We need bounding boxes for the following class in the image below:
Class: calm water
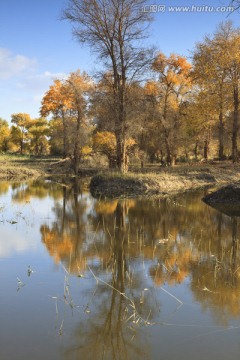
[0,179,240,360]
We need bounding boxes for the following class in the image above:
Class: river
[0,179,240,360]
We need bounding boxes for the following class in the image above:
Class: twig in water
[27,265,35,277]
[59,320,64,336]
[17,277,25,291]
[160,287,183,305]
[51,296,59,315]
[88,265,155,327]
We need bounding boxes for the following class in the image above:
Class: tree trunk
[108,155,117,169]
[194,140,199,160]
[73,113,81,175]
[164,133,172,165]
[162,89,172,166]
[232,86,239,163]
[218,86,224,160]
[218,109,224,160]
[114,73,128,173]
[204,140,209,160]
[171,155,176,166]
[62,111,67,159]
[20,141,23,155]
[116,132,127,173]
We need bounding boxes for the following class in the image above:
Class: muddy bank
[90,172,219,198]
[0,167,40,181]
[1,156,240,198]
[202,184,240,217]
[90,161,240,198]
[90,175,148,198]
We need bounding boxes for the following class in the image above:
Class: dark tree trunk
[218,109,224,160]
[218,86,224,160]
[62,111,67,159]
[164,135,172,166]
[232,86,239,163]
[20,139,23,155]
[194,141,199,161]
[73,109,81,175]
[204,140,209,160]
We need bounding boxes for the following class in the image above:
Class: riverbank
[90,162,240,198]
[1,155,240,197]
[0,155,97,181]
[0,155,40,180]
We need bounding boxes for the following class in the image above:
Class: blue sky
[0,0,239,122]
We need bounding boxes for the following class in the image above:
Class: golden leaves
[40,70,92,118]
[152,52,192,88]
[93,131,116,154]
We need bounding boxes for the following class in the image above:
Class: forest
[1,2,240,175]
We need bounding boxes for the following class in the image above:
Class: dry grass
[0,154,58,180]
[1,154,240,196]
[90,161,240,198]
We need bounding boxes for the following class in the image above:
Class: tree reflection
[0,181,9,195]
[190,198,240,325]
[66,203,152,360]
[11,180,63,203]
[41,179,89,271]
[36,183,240,353]
[40,186,156,359]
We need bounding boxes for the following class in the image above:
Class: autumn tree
[0,118,10,152]
[26,117,50,155]
[90,73,144,169]
[180,91,220,161]
[48,117,65,155]
[41,71,92,173]
[93,131,135,168]
[11,113,31,154]
[66,70,92,174]
[192,22,240,161]
[149,53,192,165]
[40,79,73,158]
[62,0,153,173]
[93,131,117,168]
[218,23,240,163]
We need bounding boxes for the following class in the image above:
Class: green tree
[11,113,31,154]
[26,117,50,155]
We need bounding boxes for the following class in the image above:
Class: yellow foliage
[93,131,116,154]
[95,200,118,214]
[81,145,92,156]
[144,81,159,96]
[152,52,192,88]
[40,80,73,117]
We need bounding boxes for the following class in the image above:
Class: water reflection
[1,180,240,359]
[37,182,240,325]
[192,194,240,325]
[40,182,157,359]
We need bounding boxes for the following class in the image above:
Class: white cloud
[0,48,37,80]
[0,48,68,120]
[17,70,67,92]
[0,227,34,257]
